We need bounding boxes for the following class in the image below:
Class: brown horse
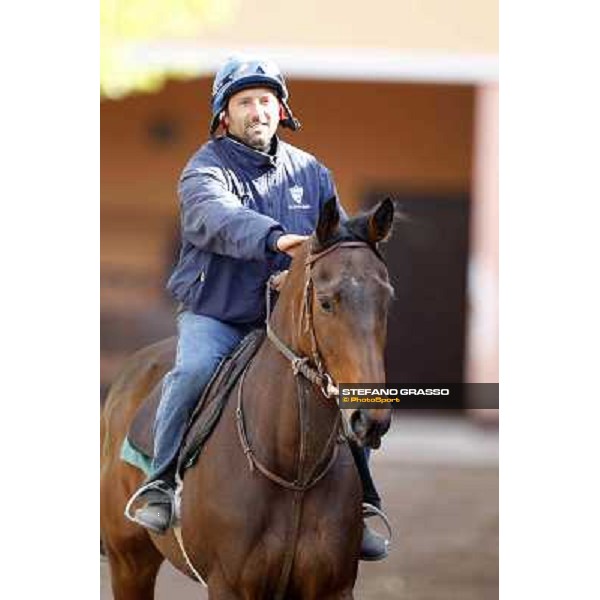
[100,197,395,599]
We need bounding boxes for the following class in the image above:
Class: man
[130,56,389,561]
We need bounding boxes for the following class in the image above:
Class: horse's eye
[319,298,334,313]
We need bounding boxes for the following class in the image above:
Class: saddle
[126,329,266,475]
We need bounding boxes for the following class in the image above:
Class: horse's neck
[267,245,316,357]
[242,269,338,481]
[244,341,338,483]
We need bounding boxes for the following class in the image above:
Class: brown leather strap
[304,240,373,266]
[274,490,304,600]
[235,365,341,492]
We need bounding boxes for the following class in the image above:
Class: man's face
[224,87,280,151]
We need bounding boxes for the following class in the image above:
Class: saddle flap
[127,381,163,458]
[125,328,265,468]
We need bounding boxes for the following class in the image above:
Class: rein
[235,365,342,492]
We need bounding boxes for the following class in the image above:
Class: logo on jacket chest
[289,185,310,210]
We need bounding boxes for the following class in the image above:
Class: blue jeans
[151,311,254,480]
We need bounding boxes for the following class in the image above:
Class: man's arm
[179,167,284,261]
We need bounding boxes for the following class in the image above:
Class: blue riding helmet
[210,56,301,135]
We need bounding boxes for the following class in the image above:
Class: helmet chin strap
[219,111,228,132]
[280,98,301,131]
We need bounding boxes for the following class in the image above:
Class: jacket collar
[220,134,282,170]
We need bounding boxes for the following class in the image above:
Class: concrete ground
[101,413,499,599]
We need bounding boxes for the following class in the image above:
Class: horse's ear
[316,196,340,244]
[366,198,394,243]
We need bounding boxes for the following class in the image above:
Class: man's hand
[276,234,309,258]
[270,270,289,292]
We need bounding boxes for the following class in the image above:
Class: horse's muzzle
[350,410,391,449]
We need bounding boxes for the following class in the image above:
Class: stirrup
[362,502,393,545]
[124,480,179,529]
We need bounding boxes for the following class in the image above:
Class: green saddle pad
[120,436,153,477]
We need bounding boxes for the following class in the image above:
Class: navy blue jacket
[167,135,344,325]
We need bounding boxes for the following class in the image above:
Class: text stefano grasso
[340,388,451,396]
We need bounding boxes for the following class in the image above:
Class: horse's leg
[207,590,240,600]
[323,591,354,600]
[207,585,241,600]
[103,531,164,600]
[205,567,245,600]
[297,586,354,600]
[101,458,164,600]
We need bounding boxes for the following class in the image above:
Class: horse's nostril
[350,410,367,438]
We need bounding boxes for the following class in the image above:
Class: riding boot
[349,441,390,561]
[349,441,381,508]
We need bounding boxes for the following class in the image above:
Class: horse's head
[285,197,395,449]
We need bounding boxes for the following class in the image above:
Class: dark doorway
[363,192,470,385]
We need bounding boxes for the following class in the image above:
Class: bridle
[235,239,386,487]
[233,239,388,599]
[265,240,383,399]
